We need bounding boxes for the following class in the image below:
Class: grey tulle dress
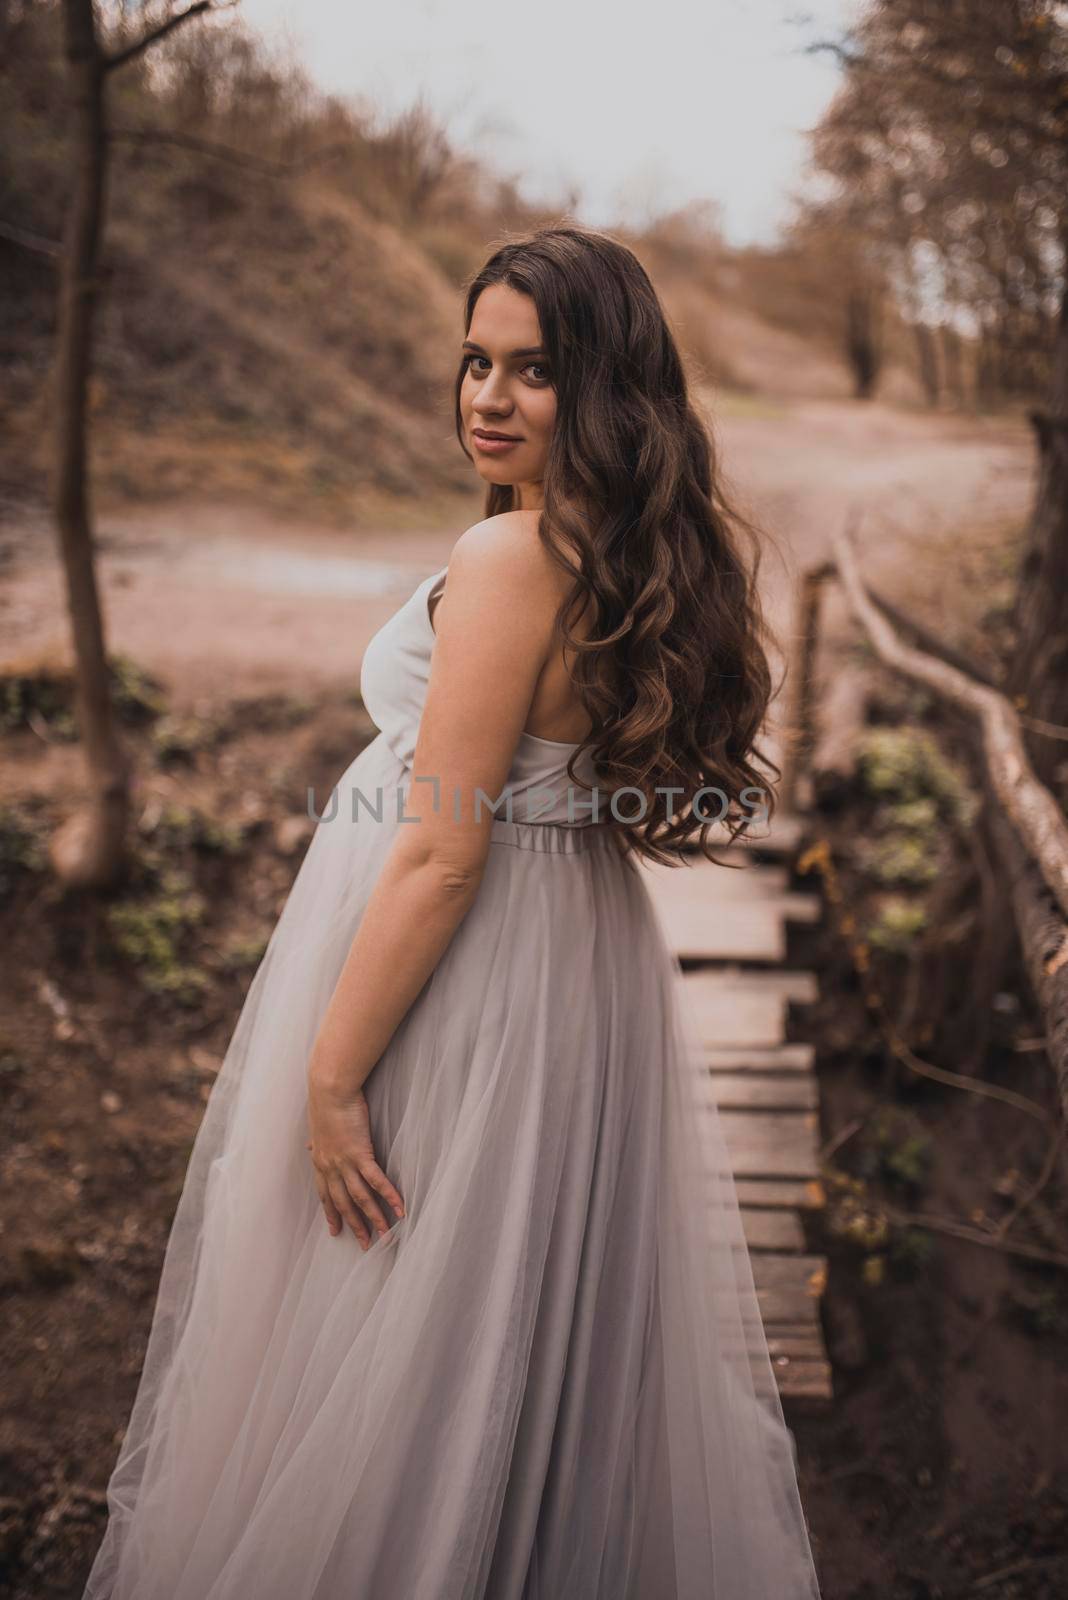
[82,565,823,1599]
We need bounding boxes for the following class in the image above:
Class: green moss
[105,866,209,1006]
[867,1109,933,1192]
[827,1190,891,1251]
[889,1227,935,1278]
[146,803,251,857]
[861,1253,886,1287]
[883,1133,932,1189]
[0,669,77,739]
[861,832,940,886]
[106,652,169,725]
[1010,1287,1068,1339]
[231,693,314,732]
[150,713,228,765]
[822,1165,931,1288]
[856,726,978,828]
[218,931,270,972]
[889,797,940,833]
[866,894,928,953]
[0,802,48,897]
[0,654,167,738]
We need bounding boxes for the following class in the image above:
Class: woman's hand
[305,1073,406,1248]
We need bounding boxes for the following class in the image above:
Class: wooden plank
[662,903,789,964]
[753,1262,826,1318]
[764,1324,829,1360]
[640,858,821,963]
[756,1286,826,1325]
[706,1043,816,1074]
[640,857,819,912]
[643,858,791,898]
[690,968,820,1002]
[719,1109,820,1179]
[735,1177,826,1211]
[745,1345,833,1405]
[773,1358,834,1404]
[784,894,822,925]
[648,891,820,940]
[707,1073,818,1112]
[680,969,818,1049]
[681,974,789,1047]
[751,1253,827,1293]
[783,893,822,925]
[740,1207,806,1253]
[681,960,824,1049]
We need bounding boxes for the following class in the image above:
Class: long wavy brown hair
[452,223,785,868]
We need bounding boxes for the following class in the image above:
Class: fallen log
[831,517,1068,926]
[830,516,1068,1113]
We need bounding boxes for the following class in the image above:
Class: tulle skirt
[82,732,821,1599]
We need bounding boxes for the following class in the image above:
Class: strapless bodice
[360,567,601,826]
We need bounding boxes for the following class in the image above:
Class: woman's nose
[472,379,513,415]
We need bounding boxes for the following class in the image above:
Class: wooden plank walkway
[638,812,833,1408]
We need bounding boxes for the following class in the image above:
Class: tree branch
[866,583,1000,691]
[0,219,62,259]
[804,38,864,70]
[104,1,221,73]
[807,32,1068,155]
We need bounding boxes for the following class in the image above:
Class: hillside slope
[3,159,479,515]
[0,10,880,521]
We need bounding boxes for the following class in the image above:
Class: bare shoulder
[445,510,562,610]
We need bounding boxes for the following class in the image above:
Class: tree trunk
[50,0,134,889]
[941,324,964,410]
[1007,278,1068,799]
[845,287,880,400]
[913,320,941,408]
[975,326,997,410]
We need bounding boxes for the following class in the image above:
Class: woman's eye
[462,355,550,384]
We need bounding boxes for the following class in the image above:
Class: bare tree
[740,213,890,398]
[49,0,222,890]
[845,282,882,399]
[807,0,1068,789]
[807,4,1065,408]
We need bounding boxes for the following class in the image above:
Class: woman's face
[459,284,557,510]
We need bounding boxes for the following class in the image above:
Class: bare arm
[305,512,559,1241]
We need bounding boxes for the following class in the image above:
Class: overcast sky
[239,0,856,245]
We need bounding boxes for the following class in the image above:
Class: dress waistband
[371,738,616,854]
[489,817,617,855]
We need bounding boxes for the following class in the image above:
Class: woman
[83,225,822,1599]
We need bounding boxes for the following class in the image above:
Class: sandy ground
[0,397,1035,719]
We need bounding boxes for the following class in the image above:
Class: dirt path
[715,396,1033,645]
[0,398,1035,716]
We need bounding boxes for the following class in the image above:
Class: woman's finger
[342,1163,390,1239]
[363,1160,406,1221]
[312,1168,342,1236]
[327,1173,371,1249]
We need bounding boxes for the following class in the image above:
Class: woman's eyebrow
[462,340,548,358]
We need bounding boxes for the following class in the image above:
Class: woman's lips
[472,429,522,455]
